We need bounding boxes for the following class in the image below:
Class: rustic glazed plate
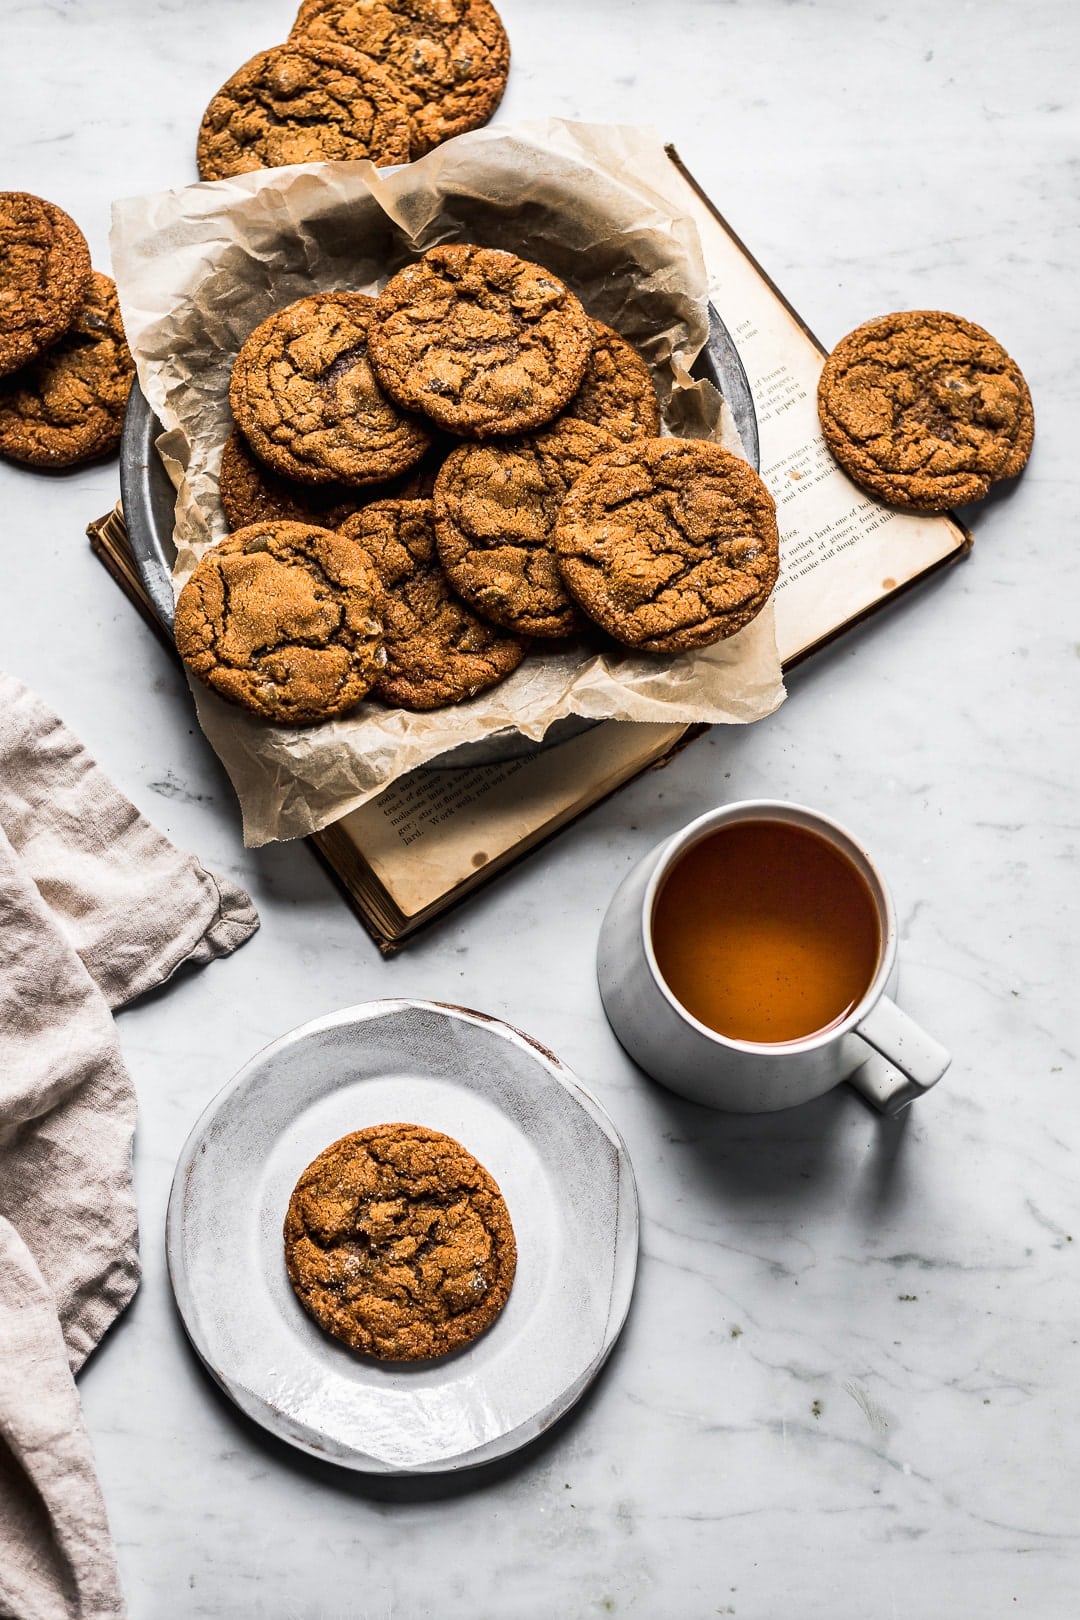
[166,1000,638,1474]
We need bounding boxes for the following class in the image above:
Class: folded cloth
[0,675,259,1620]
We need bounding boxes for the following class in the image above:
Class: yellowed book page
[661,163,966,663]
[339,721,687,919]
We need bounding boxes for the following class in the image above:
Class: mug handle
[848,995,951,1116]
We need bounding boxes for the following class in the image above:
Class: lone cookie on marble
[368,244,594,439]
[434,417,618,637]
[0,192,91,377]
[196,40,410,182]
[290,0,510,159]
[817,309,1034,511]
[563,321,661,443]
[339,499,527,710]
[283,1123,517,1361]
[230,292,432,487]
[218,428,443,532]
[0,272,134,468]
[174,520,384,724]
[555,438,780,653]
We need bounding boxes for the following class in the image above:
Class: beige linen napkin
[0,674,259,1620]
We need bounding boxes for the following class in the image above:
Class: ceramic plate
[166,1000,638,1474]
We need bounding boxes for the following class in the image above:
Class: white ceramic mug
[597,800,950,1115]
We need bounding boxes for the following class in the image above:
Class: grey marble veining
[2,1,1079,1616]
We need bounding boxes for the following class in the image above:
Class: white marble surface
[2,2,1078,1615]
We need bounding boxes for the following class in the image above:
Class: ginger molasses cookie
[219,429,447,532]
[283,1123,517,1361]
[817,309,1034,511]
[196,40,410,182]
[230,291,432,487]
[564,320,661,444]
[219,429,373,531]
[434,417,618,638]
[555,438,780,653]
[340,499,526,709]
[291,0,510,159]
[0,192,91,377]
[174,520,384,724]
[369,244,594,439]
[0,272,134,468]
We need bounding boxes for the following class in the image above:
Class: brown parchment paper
[110,120,785,845]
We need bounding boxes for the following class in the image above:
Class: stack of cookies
[175,243,781,727]
[0,193,135,470]
[197,0,511,182]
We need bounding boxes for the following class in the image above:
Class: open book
[90,147,969,949]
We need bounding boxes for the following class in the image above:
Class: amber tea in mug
[650,819,882,1044]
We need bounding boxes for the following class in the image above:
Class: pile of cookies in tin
[175,241,781,724]
[197,0,512,181]
[0,193,135,471]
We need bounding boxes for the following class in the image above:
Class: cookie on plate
[434,417,618,637]
[368,244,594,439]
[555,438,780,653]
[340,499,527,710]
[290,0,510,159]
[563,320,661,444]
[283,1123,517,1361]
[196,40,410,182]
[0,192,91,377]
[230,291,432,487]
[817,309,1034,510]
[174,520,384,724]
[0,272,134,468]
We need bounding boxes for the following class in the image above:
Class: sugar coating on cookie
[434,417,618,637]
[0,272,134,469]
[0,192,92,377]
[230,292,432,487]
[817,309,1034,511]
[283,1123,517,1361]
[340,499,527,710]
[368,244,594,439]
[174,521,384,724]
[555,438,780,653]
[290,0,510,159]
[196,41,410,182]
[564,320,662,443]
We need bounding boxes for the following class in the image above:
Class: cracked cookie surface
[290,0,510,158]
[218,428,443,531]
[0,192,91,377]
[174,520,384,724]
[0,272,134,467]
[339,499,527,709]
[230,291,432,487]
[434,417,617,637]
[555,438,780,653]
[817,309,1034,510]
[196,40,410,182]
[283,1123,517,1361]
[564,320,661,443]
[368,244,593,438]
